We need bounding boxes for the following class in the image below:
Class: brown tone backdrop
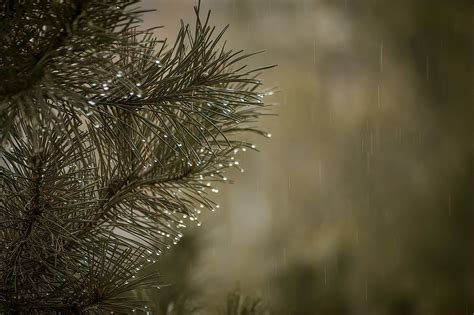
[138,1,473,314]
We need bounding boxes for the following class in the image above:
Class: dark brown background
[138,1,473,314]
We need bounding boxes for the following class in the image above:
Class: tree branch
[2,153,45,302]
[0,0,87,98]
[71,161,197,245]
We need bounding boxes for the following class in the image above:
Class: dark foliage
[0,0,272,313]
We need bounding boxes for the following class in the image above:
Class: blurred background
[137,1,474,314]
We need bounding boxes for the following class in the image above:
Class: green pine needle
[0,1,273,312]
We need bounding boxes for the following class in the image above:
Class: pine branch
[0,0,274,312]
[0,0,148,140]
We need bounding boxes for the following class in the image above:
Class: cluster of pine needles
[0,0,272,313]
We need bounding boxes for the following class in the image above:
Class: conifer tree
[0,1,272,313]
